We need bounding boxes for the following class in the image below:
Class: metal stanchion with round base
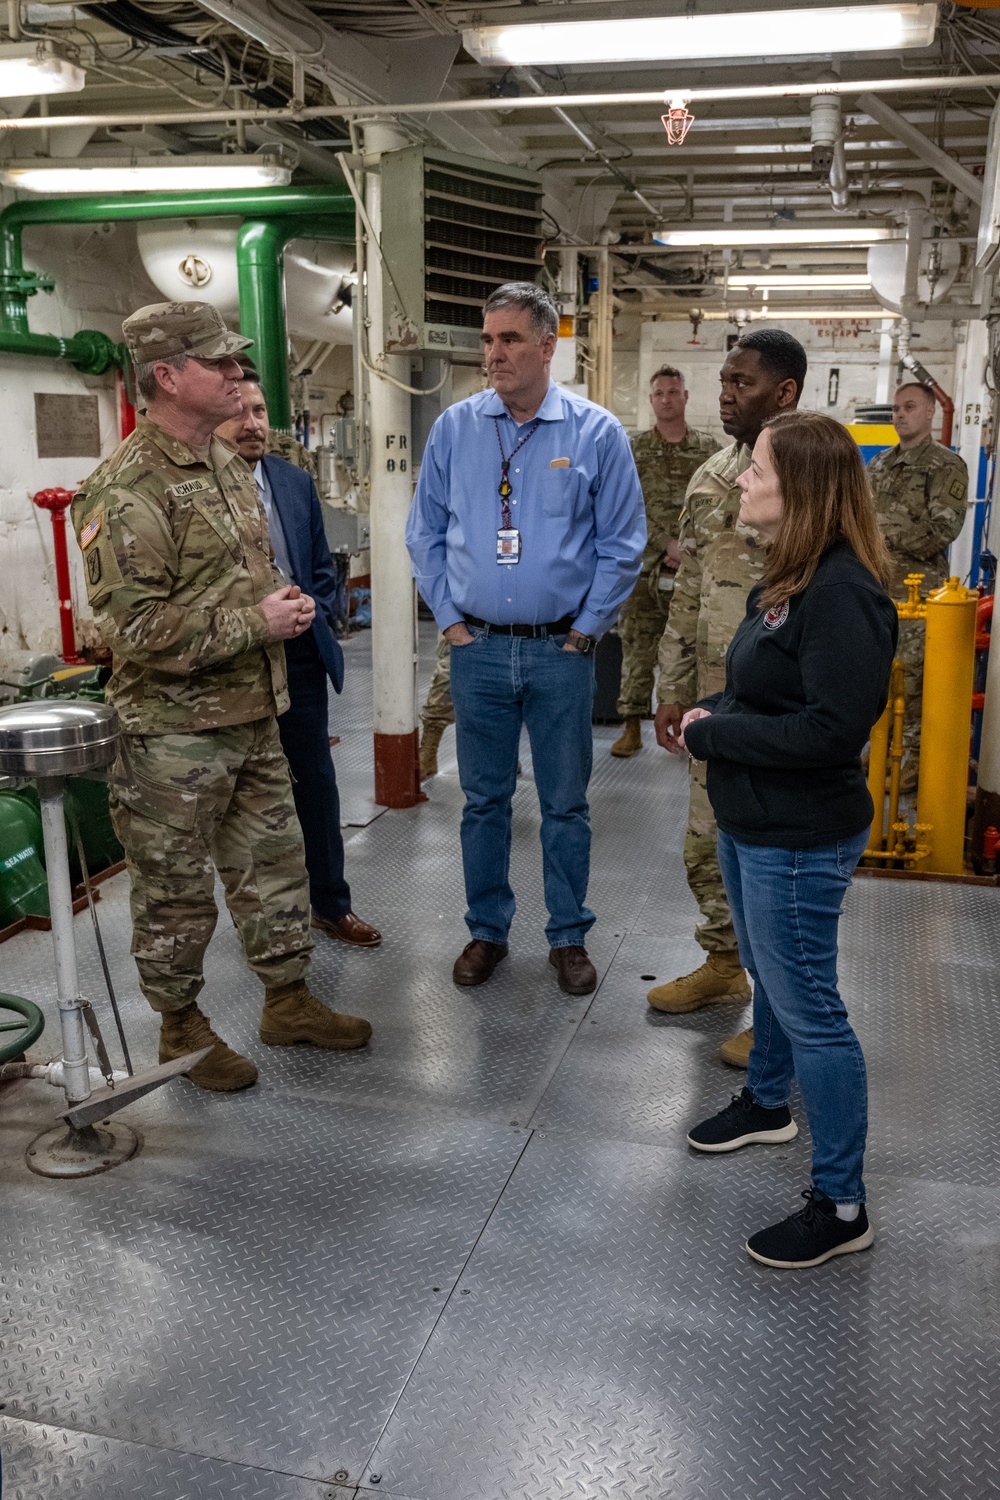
[0,701,208,1178]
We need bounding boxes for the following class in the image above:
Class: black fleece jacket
[683,541,898,848]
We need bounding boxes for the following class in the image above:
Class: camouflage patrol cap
[122,301,253,363]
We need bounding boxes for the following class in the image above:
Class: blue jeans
[449,627,596,948]
[717,827,870,1204]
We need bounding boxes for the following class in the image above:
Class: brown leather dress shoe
[312,910,382,947]
[453,939,509,986]
[548,945,597,995]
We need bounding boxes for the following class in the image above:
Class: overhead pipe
[2,71,1000,136]
[0,186,353,417]
[897,316,955,446]
[857,92,984,206]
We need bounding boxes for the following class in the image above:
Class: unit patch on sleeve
[763,600,789,631]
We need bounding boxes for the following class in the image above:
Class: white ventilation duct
[136,218,355,344]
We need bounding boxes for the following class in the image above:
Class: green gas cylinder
[0,789,49,925]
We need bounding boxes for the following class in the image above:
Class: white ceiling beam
[857,91,985,203]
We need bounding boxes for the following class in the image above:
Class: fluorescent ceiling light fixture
[0,40,84,96]
[652,227,897,247]
[725,273,872,289]
[1,151,294,193]
[463,3,935,67]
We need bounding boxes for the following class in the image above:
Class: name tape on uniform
[169,478,213,499]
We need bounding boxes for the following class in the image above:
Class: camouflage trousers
[896,616,924,759]
[109,718,313,1015]
[421,632,455,731]
[684,756,738,954]
[616,576,670,719]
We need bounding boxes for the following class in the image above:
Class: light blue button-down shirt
[406,382,646,637]
[253,459,294,582]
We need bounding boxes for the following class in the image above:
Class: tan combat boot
[260,980,373,1050]
[419,722,446,779]
[159,1002,259,1092]
[719,1026,754,1069]
[647,950,751,1013]
[610,717,642,757]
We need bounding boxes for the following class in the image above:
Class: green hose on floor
[0,992,45,1065]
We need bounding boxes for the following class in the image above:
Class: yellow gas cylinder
[916,577,978,874]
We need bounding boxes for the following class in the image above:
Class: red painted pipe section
[930,381,954,448]
[32,487,85,664]
[118,368,136,439]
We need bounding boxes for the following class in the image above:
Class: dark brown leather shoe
[548,945,597,995]
[453,939,509,987]
[312,910,382,947]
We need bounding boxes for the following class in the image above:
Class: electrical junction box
[378,145,544,357]
[322,508,370,556]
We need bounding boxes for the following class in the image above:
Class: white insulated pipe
[36,778,91,1106]
[363,121,419,807]
[2,72,1000,135]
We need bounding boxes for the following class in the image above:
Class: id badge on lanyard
[497,527,521,564]
[494,415,540,566]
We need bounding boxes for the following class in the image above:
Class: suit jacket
[262,452,345,693]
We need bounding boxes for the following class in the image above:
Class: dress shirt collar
[480,380,565,424]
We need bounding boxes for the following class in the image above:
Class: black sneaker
[687,1087,798,1153]
[746,1188,874,1269]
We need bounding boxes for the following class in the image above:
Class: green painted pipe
[236,213,353,430]
[0,186,354,394]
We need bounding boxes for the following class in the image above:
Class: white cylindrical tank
[867,239,962,307]
[136,219,355,344]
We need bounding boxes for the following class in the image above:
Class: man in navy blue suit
[216,375,381,948]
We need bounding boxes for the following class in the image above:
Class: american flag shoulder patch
[79,515,102,549]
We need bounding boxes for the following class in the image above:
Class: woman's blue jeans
[716,827,870,1204]
[449,627,596,948]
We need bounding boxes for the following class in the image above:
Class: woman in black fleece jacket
[681,410,897,1270]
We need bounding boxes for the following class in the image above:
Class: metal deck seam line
[358,1127,538,1484]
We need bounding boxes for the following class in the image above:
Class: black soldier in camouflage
[653,330,807,1069]
[73,301,372,1092]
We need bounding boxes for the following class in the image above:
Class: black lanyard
[494,416,541,529]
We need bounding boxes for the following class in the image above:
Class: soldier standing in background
[72,302,372,1093]
[610,366,721,757]
[419,631,454,779]
[653,330,806,1069]
[867,382,968,792]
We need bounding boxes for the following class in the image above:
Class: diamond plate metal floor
[3,621,1000,1500]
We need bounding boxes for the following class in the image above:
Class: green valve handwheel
[0,992,45,1065]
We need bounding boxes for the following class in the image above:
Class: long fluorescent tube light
[0,40,84,96]
[0,152,293,193]
[725,273,873,289]
[653,227,897,247]
[463,3,935,68]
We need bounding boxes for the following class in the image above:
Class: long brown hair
[756,410,892,608]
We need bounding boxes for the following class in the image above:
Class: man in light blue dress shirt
[406,283,645,995]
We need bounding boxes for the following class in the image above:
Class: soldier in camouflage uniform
[611,366,721,757]
[72,302,372,1093]
[419,631,454,778]
[268,428,318,478]
[651,330,807,1069]
[867,382,968,788]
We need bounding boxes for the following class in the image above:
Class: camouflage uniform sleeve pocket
[78,512,125,605]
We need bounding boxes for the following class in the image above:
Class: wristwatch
[567,630,597,655]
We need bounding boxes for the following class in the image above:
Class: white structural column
[36,779,91,1105]
[949,319,990,585]
[363,121,421,807]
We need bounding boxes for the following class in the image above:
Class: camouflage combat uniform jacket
[629,425,722,576]
[72,414,287,734]
[267,430,318,478]
[656,441,766,705]
[866,437,968,594]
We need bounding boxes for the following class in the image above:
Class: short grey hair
[483,281,559,340]
[134,353,189,405]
